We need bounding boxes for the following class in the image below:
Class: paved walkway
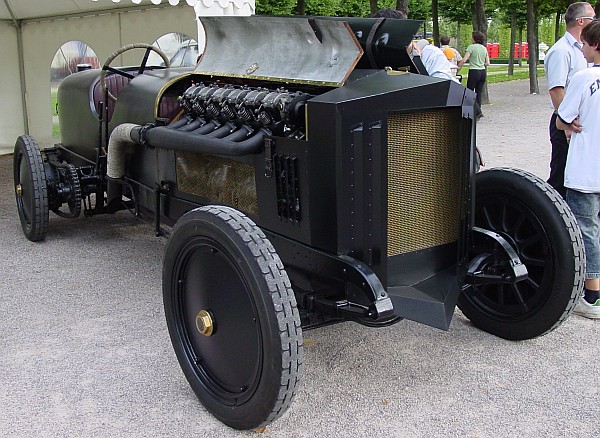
[477,76,552,179]
[1,78,598,438]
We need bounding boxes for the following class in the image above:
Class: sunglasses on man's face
[578,16,596,21]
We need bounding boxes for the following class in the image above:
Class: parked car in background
[168,39,199,67]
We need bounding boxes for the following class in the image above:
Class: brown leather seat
[92,73,130,122]
[158,95,183,123]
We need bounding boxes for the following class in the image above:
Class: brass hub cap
[16,184,22,197]
[195,309,214,336]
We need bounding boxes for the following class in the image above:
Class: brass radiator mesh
[175,151,258,215]
[387,110,462,256]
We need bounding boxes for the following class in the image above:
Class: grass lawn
[461,65,545,84]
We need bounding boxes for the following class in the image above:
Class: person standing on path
[440,35,462,79]
[544,1,596,199]
[556,19,600,319]
[457,31,490,119]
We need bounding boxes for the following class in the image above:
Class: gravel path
[1,78,598,438]
[477,76,552,178]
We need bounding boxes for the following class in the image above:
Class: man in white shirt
[556,19,600,319]
[544,1,595,198]
[412,39,459,83]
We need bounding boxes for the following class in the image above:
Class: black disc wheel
[163,206,303,430]
[13,135,49,242]
[459,168,585,340]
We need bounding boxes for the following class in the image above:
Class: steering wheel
[100,43,171,102]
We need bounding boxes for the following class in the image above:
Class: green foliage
[303,0,340,16]
[438,0,473,24]
[329,0,373,17]
[254,0,568,57]
[255,0,296,15]
[408,0,432,20]
[256,0,433,18]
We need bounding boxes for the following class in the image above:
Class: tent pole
[15,21,28,135]
[4,0,29,135]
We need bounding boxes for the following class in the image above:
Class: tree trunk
[472,0,489,104]
[296,0,305,15]
[509,13,516,75]
[396,0,409,17]
[554,11,561,43]
[518,27,523,67]
[457,22,461,52]
[472,0,487,34]
[432,0,439,45]
[370,0,378,17]
[527,0,539,94]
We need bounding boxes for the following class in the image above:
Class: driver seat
[92,73,131,122]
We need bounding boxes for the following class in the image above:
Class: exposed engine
[176,82,312,140]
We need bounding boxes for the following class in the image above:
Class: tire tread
[175,205,303,428]
[14,135,49,242]
[493,167,585,336]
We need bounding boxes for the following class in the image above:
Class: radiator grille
[273,153,301,222]
[387,110,463,256]
[175,151,258,215]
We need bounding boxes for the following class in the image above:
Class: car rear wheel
[459,168,585,340]
[13,135,49,242]
[163,206,303,430]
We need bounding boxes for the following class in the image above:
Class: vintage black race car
[13,16,584,430]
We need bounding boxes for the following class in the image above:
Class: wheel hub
[195,309,214,336]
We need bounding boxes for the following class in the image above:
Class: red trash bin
[522,42,529,58]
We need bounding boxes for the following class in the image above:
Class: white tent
[0,0,254,155]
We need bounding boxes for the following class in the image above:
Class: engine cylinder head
[177,83,312,136]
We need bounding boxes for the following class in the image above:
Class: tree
[256,0,295,15]
[432,0,440,45]
[470,0,490,104]
[370,0,378,16]
[508,11,518,74]
[495,0,528,73]
[472,0,488,34]
[396,0,409,16]
[526,0,539,94]
[438,0,472,50]
[551,0,572,42]
[524,0,558,94]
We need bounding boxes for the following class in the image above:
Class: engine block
[179,83,312,138]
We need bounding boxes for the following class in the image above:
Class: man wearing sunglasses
[544,2,596,199]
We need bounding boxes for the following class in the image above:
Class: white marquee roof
[0,0,255,154]
[0,0,243,21]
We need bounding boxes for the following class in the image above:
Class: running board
[387,265,460,330]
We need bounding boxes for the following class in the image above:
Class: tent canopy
[0,1,212,21]
[0,0,254,154]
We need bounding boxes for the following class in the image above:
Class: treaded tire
[163,205,303,430]
[459,167,585,340]
[13,135,49,242]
